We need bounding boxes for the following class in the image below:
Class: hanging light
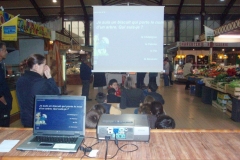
[199,54,205,58]
[176,53,186,59]
[238,55,240,59]
[218,53,224,59]
[223,54,228,59]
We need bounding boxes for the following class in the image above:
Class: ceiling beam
[200,0,205,34]
[101,0,105,5]
[159,0,163,5]
[60,0,64,33]
[104,0,124,5]
[29,0,46,23]
[175,0,184,42]
[145,0,159,5]
[80,0,89,46]
[220,0,236,25]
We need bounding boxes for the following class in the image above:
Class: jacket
[0,62,12,116]
[120,88,145,109]
[16,70,59,127]
[80,62,92,81]
[148,92,165,105]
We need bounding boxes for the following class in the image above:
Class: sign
[1,15,18,41]
[18,17,51,39]
[204,25,214,41]
[0,11,51,39]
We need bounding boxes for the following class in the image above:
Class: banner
[1,15,18,41]
[204,25,214,41]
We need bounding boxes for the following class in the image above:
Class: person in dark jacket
[107,88,121,103]
[80,58,92,101]
[0,42,13,127]
[149,72,158,84]
[120,76,145,109]
[148,82,165,105]
[93,72,106,93]
[136,72,146,88]
[16,54,59,128]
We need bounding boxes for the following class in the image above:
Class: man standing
[163,58,170,86]
[0,42,12,127]
[80,58,92,101]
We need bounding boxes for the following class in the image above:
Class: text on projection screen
[93,6,164,72]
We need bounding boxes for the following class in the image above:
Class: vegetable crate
[212,101,227,112]
[226,85,240,96]
[217,82,228,93]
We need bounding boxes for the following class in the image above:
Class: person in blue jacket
[0,42,12,127]
[80,58,92,101]
[16,54,59,127]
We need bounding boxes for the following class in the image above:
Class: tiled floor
[10,83,240,129]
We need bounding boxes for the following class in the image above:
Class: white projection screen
[93,6,164,72]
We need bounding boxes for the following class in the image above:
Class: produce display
[66,67,80,75]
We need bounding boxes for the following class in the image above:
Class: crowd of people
[85,76,175,129]
[1,41,175,130]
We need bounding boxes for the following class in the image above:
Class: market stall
[0,11,51,122]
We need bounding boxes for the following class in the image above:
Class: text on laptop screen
[34,98,85,131]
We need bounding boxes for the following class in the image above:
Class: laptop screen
[34,95,86,135]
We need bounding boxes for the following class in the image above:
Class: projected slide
[93,6,164,72]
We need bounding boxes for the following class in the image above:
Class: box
[217,92,230,100]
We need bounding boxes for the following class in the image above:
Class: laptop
[17,95,86,152]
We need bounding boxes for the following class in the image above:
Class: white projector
[97,114,150,142]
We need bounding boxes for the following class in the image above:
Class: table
[1,128,240,160]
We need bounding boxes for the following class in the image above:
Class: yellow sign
[1,15,18,41]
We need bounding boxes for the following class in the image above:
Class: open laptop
[17,95,86,152]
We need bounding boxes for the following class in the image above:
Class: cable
[79,136,100,159]
[109,133,138,159]
[105,136,110,160]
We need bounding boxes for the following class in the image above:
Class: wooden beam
[220,0,236,25]
[29,0,46,23]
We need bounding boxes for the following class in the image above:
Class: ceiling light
[218,35,240,38]
[53,0,57,3]
[220,0,225,2]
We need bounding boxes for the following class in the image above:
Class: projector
[97,114,150,142]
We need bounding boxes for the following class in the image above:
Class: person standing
[183,59,193,90]
[93,72,106,93]
[136,72,146,88]
[80,58,92,101]
[0,42,12,127]
[149,72,158,84]
[16,54,59,127]
[163,58,170,86]
[169,60,174,85]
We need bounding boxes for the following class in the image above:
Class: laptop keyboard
[31,136,78,143]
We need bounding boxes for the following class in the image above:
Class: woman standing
[16,54,59,127]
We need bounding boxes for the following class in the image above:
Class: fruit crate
[226,85,240,96]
